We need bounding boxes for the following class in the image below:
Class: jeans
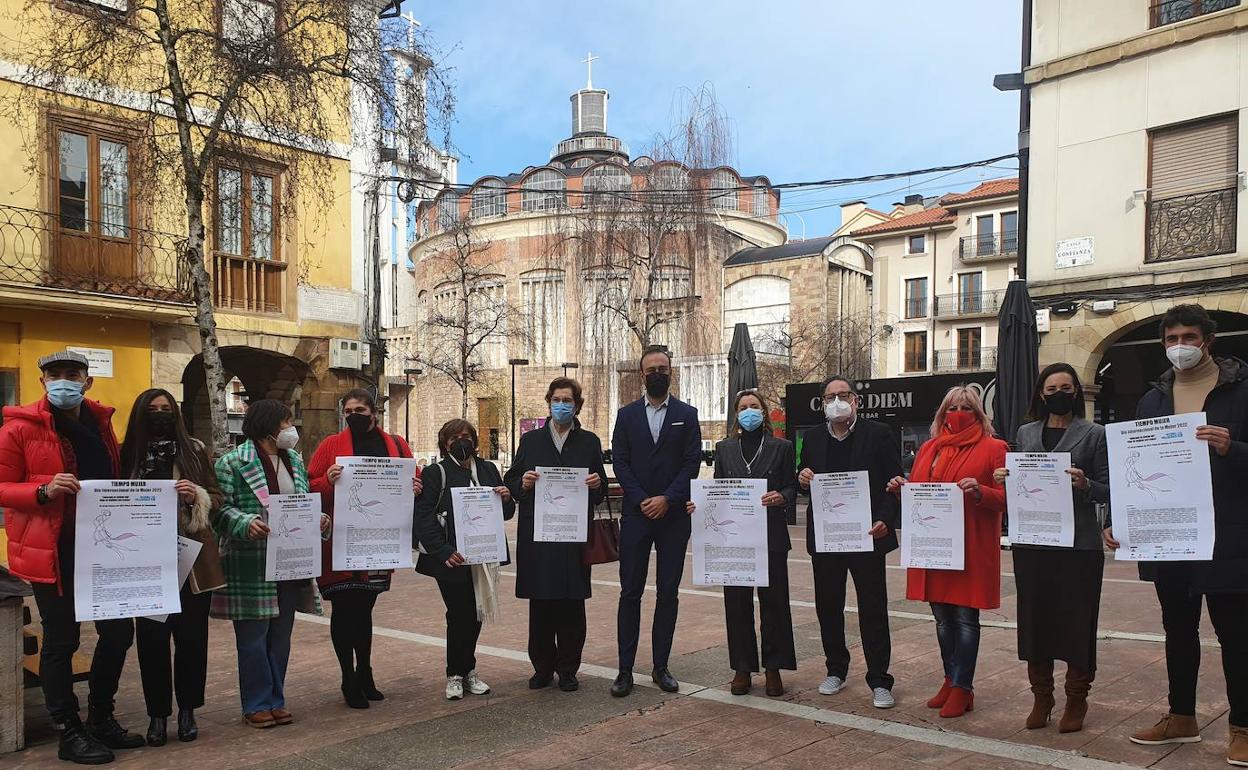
[931,602,981,690]
[232,581,300,715]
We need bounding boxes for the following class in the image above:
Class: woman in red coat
[308,388,421,709]
[887,385,1006,719]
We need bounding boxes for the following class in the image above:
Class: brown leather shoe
[1229,725,1248,767]
[1129,713,1201,745]
[764,669,784,697]
[730,671,751,696]
[243,711,276,729]
[270,708,294,726]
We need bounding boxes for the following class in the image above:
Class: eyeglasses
[822,393,856,403]
[642,366,670,376]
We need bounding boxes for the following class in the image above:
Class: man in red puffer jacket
[0,351,145,764]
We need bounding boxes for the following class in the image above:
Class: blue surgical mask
[46,379,85,410]
[737,408,765,432]
[551,402,576,424]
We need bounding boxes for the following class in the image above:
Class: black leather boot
[357,666,385,701]
[341,671,369,709]
[85,706,146,750]
[58,718,115,765]
[146,717,167,747]
[177,708,198,742]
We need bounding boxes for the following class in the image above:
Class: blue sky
[410,0,1023,237]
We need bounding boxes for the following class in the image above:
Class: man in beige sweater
[1105,304,1248,767]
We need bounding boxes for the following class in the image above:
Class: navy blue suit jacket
[611,396,703,517]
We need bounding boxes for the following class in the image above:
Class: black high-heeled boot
[341,671,369,709]
[146,717,167,747]
[177,708,198,742]
[357,666,385,701]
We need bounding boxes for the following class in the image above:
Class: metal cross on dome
[582,52,599,89]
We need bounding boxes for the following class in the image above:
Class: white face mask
[1166,344,1205,371]
[824,398,853,422]
[275,426,300,450]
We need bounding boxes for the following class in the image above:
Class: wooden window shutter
[1150,114,1238,198]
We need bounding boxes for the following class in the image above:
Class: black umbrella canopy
[726,322,759,430]
[993,279,1040,447]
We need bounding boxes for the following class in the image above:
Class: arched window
[709,169,739,211]
[723,275,791,355]
[569,157,594,168]
[471,178,508,219]
[521,169,566,212]
[436,190,460,230]
[653,264,692,299]
[584,163,631,193]
[649,164,689,203]
[631,155,654,168]
[520,269,565,365]
[581,267,630,360]
[752,181,771,218]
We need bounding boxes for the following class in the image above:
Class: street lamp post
[508,358,529,460]
[402,367,422,446]
[561,361,579,379]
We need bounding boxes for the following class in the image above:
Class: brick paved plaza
[9,508,1237,770]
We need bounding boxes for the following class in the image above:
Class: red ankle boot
[926,677,953,709]
[939,686,974,718]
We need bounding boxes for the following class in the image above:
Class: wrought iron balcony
[903,298,928,319]
[0,204,192,304]
[933,347,997,373]
[1146,187,1237,263]
[933,289,1006,319]
[1150,0,1238,28]
[959,231,1019,262]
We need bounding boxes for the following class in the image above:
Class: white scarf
[464,459,501,624]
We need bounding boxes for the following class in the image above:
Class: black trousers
[723,553,796,673]
[31,576,134,724]
[436,577,482,677]
[811,550,894,690]
[617,515,689,671]
[528,599,587,676]
[135,586,211,717]
[1155,564,1248,727]
[328,589,379,676]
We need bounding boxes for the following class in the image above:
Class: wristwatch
[36,484,49,505]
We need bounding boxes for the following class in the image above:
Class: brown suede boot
[1129,713,1202,745]
[1229,724,1248,767]
[1025,660,1055,730]
[1058,667,1093,733]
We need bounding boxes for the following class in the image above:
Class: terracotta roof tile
[853,206,956,236]
[940,178,1019,205]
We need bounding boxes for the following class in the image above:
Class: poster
[147,536,203,623]
[690,478,769,587]
[1005,452,1076,547]
[1106,412,1216,561]
[810,471,874,553]
[266,492,323,581]
[899,482,965,570]
[450,486,508,565]
[534,466,590,542]
[332,456,417,571]
[74,480,179,622]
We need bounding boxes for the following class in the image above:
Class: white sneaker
[465,670,491,695]
[445,675,464,700]
[818,675,844,695]
[872,687,896,709]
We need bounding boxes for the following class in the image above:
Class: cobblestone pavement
[8,512,1238,769]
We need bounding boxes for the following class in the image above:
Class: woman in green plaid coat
[212,399,326,729]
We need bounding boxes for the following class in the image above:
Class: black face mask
[644,372,670,399]
[345,413,373,436]
[1044,391,1075,416]
[145,411,177,436]
[449,438,475,464]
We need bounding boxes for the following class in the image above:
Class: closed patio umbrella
[726,322,759,432]
[993,279,1040,447]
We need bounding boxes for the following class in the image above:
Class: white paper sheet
[146,536,203,623]
[332,456,417,570]
[534,466,590,543]
[265,493,323,581]
[691,478,769,587]
[1005,452,1076,548]
[74,480,180,622]
[899,482,965,570]
[810,471,874,553]
[450,486,507,565]
[1106,412,1216,561]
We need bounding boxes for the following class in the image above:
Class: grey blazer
[1013,418,1110,551]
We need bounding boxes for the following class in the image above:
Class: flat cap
[37,350,90,372]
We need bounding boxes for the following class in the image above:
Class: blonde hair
[929,385,994,438]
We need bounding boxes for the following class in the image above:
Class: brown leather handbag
[581,494,620,566]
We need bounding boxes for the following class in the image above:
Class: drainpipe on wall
[1017,0,1032,281]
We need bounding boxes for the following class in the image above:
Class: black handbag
[581,492,620,566]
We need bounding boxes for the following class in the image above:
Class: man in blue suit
[610,346,703,697]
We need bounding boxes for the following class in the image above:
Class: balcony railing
[1150,0,1238,28]
[1146,187,1237,263]
[959,231,1019,262]
[903,298,928,319]
[0,204,192,304]
[934,347,998,373]
[933,289,1006,319]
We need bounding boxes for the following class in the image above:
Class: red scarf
[913,419,984,483]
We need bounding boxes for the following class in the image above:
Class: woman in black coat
[413,418,515,701]
[504,377,607,692]
[689,389,797,697]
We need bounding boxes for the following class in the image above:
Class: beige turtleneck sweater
[1173,355,1219,415]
